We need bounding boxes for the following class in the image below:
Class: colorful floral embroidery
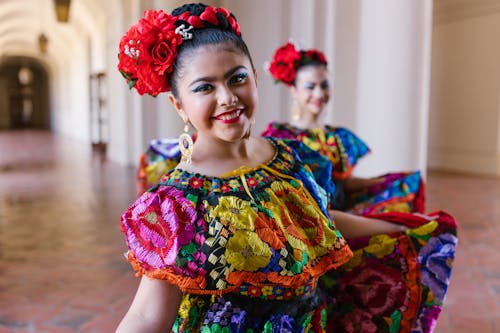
[225,230,272,271]
[123,138,352,291]
[418,233,457,304]
[262,123,370,179]
[122,137,456,333]
[209,196,258,231]
[324,212,457,333]
[261,123,425,214]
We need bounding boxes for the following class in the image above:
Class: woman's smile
[212,109,244,123]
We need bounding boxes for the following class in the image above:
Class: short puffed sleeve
[328,126,370,173]
[281,139,340,211]
[120,185,207,289]
[136,138,182,194]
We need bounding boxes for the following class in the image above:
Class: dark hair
[293,60,327,86]
[168,3,255,98]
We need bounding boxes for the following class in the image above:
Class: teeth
[218,110,241,120]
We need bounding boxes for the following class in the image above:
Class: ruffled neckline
[157,137,296,193]
[269,122,341,134]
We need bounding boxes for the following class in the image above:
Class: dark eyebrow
[188,66,247,87]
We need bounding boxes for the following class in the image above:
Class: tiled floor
[0,130,498,333]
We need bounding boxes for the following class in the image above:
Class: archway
[0,57,49,129]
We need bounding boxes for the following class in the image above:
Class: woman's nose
[217,87,238,107]
[313,86,325,98]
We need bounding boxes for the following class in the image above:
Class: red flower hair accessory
[118,10,183,96]
[118,6,242,97]
[268,41,328,86]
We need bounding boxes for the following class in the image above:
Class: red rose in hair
[268,42,301,85]
[305,50,327,65]
[273,42,301,64]
[268,42,328,86]
[118,10,182,96]
[268,61,296,86]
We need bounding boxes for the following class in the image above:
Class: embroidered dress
[261,122,425,214]
[125,137,457,333]
[324,210,458,333]
[121,138,353,332]
[261,124,457,333]
[136,138,183,194]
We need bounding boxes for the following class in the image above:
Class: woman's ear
[253,69,258,87]
[168,94,187,122]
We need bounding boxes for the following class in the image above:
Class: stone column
[347,0,433,177]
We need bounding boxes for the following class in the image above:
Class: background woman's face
[291,65,330,117]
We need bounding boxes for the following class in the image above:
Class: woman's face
[290,65,330,117]
[169,44,258,143]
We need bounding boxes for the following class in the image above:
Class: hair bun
[172,3,207,16]
[172,3,240,36]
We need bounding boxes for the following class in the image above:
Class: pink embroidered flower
[121,186,199,269]
[337,309,378,333]
[339,260,407,317]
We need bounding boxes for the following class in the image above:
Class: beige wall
[0,0,436,173]
[430,0,500,176]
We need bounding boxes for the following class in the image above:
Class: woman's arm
[115,276,182,333]
[330,209,406,239]
[343,176,385,194]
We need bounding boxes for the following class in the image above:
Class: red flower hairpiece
[118,6,241,97]
[118,10,182,96]
[268,41,328,86]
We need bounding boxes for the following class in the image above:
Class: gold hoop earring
[291,100,300,121]
[243,118,256,140]
[179,122,193,164]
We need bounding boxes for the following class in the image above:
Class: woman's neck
[291,113,323,130]
[178,135,275,176]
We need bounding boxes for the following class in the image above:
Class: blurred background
[0,0,498,332]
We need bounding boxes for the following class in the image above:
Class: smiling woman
[115,3,353,332]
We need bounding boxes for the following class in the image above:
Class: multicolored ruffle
[323,210,457,333]
[136,137,182,193]
[347,171,426,214]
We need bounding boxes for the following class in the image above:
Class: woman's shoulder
[261,121,300,138]
[324,125,358,137]
[324,125,370,153]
